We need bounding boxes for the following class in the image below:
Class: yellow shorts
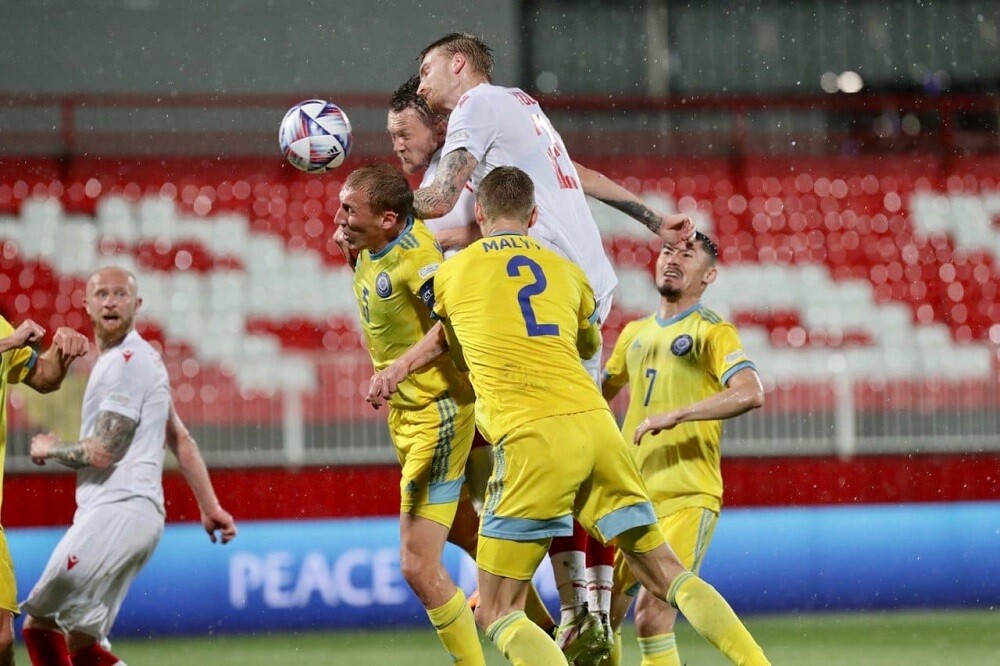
[478,409,661,580]
[0,527,17,613]
[389,392,475,528]
[614,505,719,596]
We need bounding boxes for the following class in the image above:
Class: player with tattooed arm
[20,266,237,666]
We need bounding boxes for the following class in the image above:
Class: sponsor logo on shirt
[725,349,746,364]
[106,392,131,407]
[670,334,694,356]
[375,272,393,298]
[122,350,134,362]
[418,263,439,280]
[449,129,471,142]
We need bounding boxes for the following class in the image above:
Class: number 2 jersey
[354,217,473,411]
[431,232,607,444]
[441,83,617,306]
[603,304,756,515]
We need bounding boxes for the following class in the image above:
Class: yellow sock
[667,572,770,666]
[427,588,486,665]
[486,611,569,666]
[637,632,680,666]
[524,584,555,632]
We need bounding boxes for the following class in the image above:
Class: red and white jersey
[421,149,476,258]
[441,83,618,302]
[76,330,171,515]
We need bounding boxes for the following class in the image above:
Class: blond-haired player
[414,33,697,657]
[369,167,769,666]
[336,163,484,664]
[602,234,764,665]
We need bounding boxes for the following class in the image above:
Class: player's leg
[477,415,595,664]
[578,411,768,666]
[0,530,21,666]
[634,507,719,666]
[394,399,484,665]
[21,616,70,666]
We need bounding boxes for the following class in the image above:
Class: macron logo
[122,351,134,363]
[67,555,79,570]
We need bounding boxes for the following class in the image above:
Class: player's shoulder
[619,315,655,341]
[694,304,733,328]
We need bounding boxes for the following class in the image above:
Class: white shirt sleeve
[441,90,498,163]
[96,355,149,421]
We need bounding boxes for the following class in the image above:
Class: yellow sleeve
[405,243,444,312]
[1,316,37,384]
[705,322,756,386]
[602,320,639,391]
[431,260,453,321]
[575,267,601,360]
[5,346,37,384]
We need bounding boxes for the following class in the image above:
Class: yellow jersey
[603,304,755,515]
[0,316,38,519]
[432,231,606,443]
[354,217,472,411]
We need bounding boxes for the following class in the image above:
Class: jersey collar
[487,230,526,237]
[370,216,415,260]
[655,302,701,327]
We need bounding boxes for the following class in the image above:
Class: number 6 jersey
[441,83,617,306]
[430,231,607,444]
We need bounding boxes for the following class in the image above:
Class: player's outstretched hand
[51,326,90,359]
[202,506,238,544]
[657,213,695,247]
[634,412,681,444]
[366,363,406,410]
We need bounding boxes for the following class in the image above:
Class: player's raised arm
[573,160,695,246]
[413,148,479,219]
[366,321,450,409]
[166,403,238,544]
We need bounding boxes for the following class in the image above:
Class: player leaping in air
[412,32,695,663]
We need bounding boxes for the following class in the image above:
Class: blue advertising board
[8,502,999,636]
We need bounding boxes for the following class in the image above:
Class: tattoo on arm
[414,149,477,218]
[599,198,662,234]
[94,411,139,462]
[49,442,90,469]
[49,411,139,470]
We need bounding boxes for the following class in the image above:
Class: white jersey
[421,149,476,258]
[441,83,618,303]
[75,330,171,515]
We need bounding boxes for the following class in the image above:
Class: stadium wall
[8,502,1000,636]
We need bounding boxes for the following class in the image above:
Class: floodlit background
[1,1,998,663]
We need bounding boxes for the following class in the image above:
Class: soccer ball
[278,100,353,173]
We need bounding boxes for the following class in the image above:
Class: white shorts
[582,293,614,383]
[21,498,164,638]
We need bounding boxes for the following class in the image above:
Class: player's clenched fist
[0,319,46,351]
[52,326,90,359]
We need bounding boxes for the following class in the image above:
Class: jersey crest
[375,271,393,298]
[670,334,694,356]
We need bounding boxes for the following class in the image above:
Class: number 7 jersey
[431,232,608,444]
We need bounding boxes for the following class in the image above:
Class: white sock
[586,564,613,614]
[550,550,588,623]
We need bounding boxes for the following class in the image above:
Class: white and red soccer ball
[279,99,353,173]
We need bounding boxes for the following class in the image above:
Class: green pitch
[16,610,997,665]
